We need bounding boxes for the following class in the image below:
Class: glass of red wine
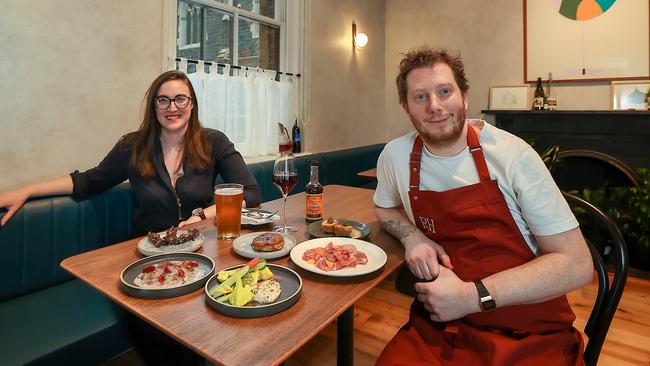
[272,152,298,233]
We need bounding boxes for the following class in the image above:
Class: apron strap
[467,125,491,182]
[409,136,424,190]
[409,125,491,191]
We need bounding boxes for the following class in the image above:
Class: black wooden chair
[549,149,640,190]
[562,192,629,366]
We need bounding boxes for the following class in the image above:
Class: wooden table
[61,185,404,366]
[357,168,377,181]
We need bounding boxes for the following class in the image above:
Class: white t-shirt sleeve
[511,144,579,236]
[373,146,403,208]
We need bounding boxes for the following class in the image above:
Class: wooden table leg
[337,306,354,366]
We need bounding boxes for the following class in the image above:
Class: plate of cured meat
[290,237,387,277]
[137,227,204,256]
[120,252,215,299]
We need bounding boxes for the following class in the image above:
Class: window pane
[204,8,232,63]
[238,17,279,70]
[177,1,203,60]
[215,0,276,18]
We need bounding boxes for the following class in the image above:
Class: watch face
[192,208,205,219]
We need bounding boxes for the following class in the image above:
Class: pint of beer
[214,183,244,240]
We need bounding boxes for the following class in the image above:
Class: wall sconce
[352,22,368,49]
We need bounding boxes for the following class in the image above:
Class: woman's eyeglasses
[154,95,192,110]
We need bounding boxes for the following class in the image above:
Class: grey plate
[120,252,215,299]
[307,218,371,239]
[204,263,302,318]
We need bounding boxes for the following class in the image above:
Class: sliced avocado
[211,284,233,296]
[228,278,253,307]
[259,266,274,280]
[217,268,238,282]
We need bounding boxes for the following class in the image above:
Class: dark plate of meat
[137,228,205,256]
[289,238,387,277]
[120,252,215,299]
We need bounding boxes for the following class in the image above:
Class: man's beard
[410,108,466,148]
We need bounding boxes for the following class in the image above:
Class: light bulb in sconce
[352,22,369,49]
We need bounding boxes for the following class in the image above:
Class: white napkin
[241,210,280,225]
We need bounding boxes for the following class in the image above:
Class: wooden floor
[285,269,650,366]
[108,269,650,366]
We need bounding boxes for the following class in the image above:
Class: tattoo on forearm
[381,220,417,241]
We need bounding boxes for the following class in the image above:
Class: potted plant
[574,168,650,271]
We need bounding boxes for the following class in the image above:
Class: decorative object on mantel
[488,85,529,110]
[524,0,649,82]
[610,80,650,110]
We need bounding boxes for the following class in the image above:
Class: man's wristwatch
[191,207,206,220]
[474,280,497,312]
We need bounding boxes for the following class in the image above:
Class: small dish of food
[307,218,370,239]
[204,258,302,317]
[232,231,296,259]
[137,227,204,256]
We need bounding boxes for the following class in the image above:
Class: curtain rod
[175,57,301,77]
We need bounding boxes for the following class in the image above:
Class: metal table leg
[337,306,354,366]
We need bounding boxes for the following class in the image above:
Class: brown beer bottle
[305,160,323,223]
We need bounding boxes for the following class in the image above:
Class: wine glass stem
[282,194,288,229]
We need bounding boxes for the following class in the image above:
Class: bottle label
[305,193,323,219]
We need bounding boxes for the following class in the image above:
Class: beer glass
[214,183,244,240]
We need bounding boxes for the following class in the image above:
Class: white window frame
[162,0,305,155]
[163,0,302,75]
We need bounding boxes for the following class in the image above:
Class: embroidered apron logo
[419,216,436,233]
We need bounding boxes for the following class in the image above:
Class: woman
[0,70,261,365]
[0,70,261,233]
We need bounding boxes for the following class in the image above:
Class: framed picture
[489,85,530,110]
[610,81,650,110]
[525,0,650,82]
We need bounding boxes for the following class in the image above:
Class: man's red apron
[376,125,584,365]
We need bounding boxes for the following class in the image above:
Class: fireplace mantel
[481,110,650,169]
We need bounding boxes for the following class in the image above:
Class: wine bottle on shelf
[532,77,545,111]
[546,72,557,111]
[292,118,301,153]
[305,160,323,223]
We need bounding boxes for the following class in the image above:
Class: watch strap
[473,279,496,312]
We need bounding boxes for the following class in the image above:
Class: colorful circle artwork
[550,0,616,21]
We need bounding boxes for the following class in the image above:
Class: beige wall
[384,0,612,140]
[0,0,163,191]
[0,1,627,191]
[303,0,386,153]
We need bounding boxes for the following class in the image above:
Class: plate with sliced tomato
[120,252,215,299]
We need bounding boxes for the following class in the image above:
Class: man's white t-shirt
[373,120,578,255]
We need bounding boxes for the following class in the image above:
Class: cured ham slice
[302,242,368,271]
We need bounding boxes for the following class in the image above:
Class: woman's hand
[402,230,453,281]
[178,215,202,228]
[0,188,31,226]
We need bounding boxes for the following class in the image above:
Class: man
[373,47,593,365]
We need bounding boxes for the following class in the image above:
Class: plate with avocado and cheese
[204,258,302,317]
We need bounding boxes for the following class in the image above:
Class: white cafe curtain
[179,59,298,157]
